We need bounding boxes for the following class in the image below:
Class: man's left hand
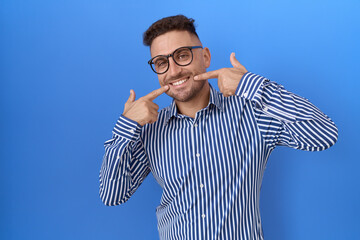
[194,52,248,97]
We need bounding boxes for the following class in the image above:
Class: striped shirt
[99,72,338,240]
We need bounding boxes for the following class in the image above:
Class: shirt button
[263,106,268,111]
[202,214,206,219]
[243,92,248,98]
[200,184,204,188]
[196,153,200,158]
[193,123,198,127]
[129,129,135,134]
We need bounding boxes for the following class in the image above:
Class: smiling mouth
[170,77,189,86]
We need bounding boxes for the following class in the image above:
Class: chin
[168,92,193,102]
[174,85,206,103]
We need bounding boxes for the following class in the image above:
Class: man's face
[150,30,211,102]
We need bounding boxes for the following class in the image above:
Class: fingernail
[194,76,198,80]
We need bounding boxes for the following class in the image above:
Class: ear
[202,47,211,68]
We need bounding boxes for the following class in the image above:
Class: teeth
[172,78,188,86]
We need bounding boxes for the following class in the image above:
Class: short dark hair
[143,15,199,46]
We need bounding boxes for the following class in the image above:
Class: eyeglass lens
[152,47,193,74]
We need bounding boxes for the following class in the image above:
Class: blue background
[1,0,359,239]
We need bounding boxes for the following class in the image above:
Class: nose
[167,57,182,77]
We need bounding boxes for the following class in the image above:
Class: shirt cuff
[112,115,142,141]
[235,72,268,101]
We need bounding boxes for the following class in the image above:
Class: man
[99,15,338,239]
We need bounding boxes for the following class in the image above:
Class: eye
[154,58,168,69]
[175,49,191,62]
[178,53,189,59]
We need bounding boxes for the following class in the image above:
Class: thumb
[230,52,242,69]
[126,89,136,103]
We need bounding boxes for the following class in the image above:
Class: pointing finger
[194,70,221,81]
[144,85,170,101]
[230,52,242,69]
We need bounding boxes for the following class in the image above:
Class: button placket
[193,113,207,223]
[197,119,207,223]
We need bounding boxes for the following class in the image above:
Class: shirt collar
[165,84,223,124]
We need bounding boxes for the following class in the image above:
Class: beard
[164,71,207,102]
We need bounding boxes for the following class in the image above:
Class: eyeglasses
[148,46,203,74]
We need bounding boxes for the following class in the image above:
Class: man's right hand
[122,85,169,126]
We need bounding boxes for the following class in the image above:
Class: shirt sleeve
[99,115,150,206]
[236,72,338,151]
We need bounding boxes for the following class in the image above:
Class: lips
[169,76,190,86]
[172,78,188,86]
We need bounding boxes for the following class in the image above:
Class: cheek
[193,57,207,72]
[158,76,166,85]
[192,63,206,75]
[195,55,206,68]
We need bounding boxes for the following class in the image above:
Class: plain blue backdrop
[1,0,359,239]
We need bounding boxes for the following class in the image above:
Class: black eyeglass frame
[147,46,203,74]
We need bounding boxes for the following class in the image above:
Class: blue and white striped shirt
[99,72,338,240]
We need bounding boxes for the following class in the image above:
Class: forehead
[150,30,201,57]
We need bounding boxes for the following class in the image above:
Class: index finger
[143,85,170,101]
[194,70,221,81]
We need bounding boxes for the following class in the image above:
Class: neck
[175,83,210,118]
